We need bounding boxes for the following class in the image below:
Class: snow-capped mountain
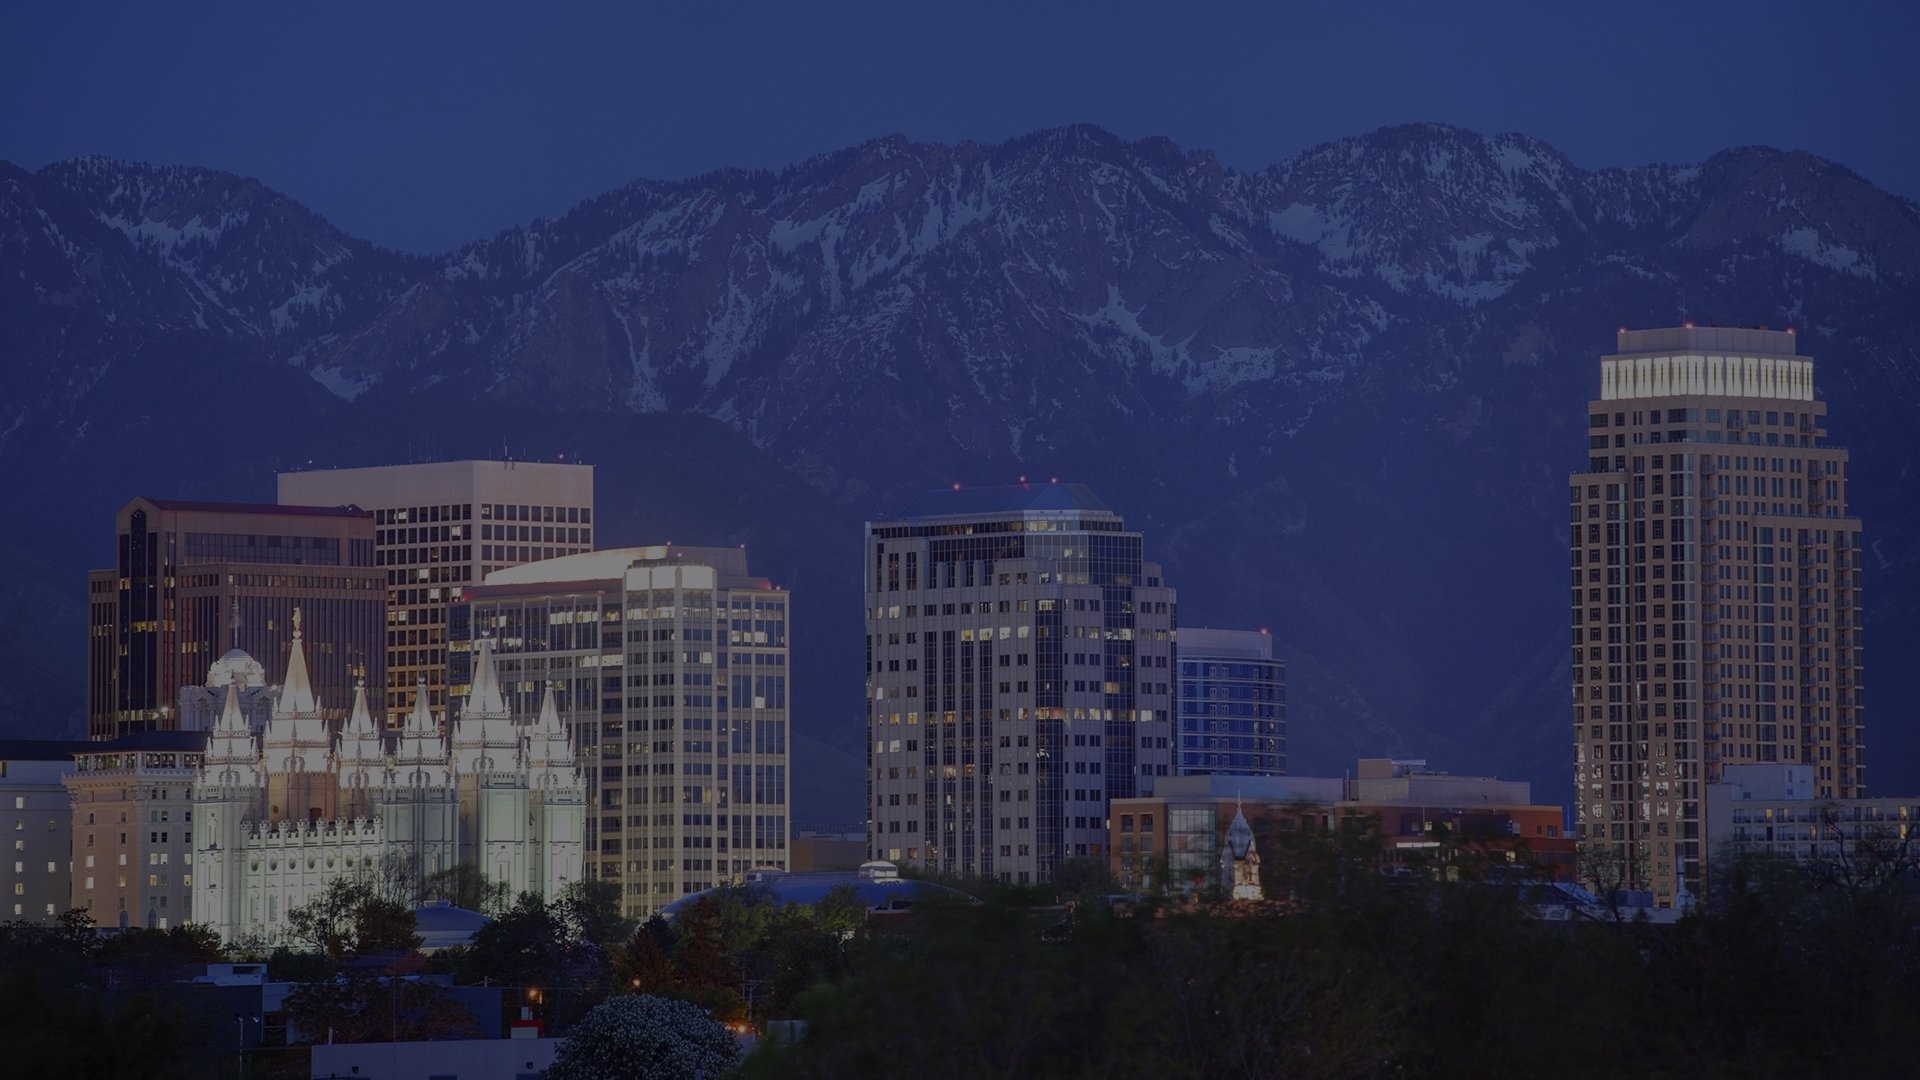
[4,123,1918,819]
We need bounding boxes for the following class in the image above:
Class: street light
[232,1012,260,1079]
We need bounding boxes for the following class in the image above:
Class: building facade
[1175,627,1286,776]
[1706,763,1917,886]
[278,460,595,728]
[1,741,86,924]
[1570,326,1865,906]
[1110,762,1572,894]
[452,546,791,916]
[87,498,383,738]
[64,731,206,930]
[865,483,1177,884]
[189,624,584,946]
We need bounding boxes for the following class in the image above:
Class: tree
[93,923,225,970]
[544,995,739,1080]
[281,972,480,1044]
[554,878,636,948]
[423,861,510,914]
[286,879,421,959]
[615,916,679,996]
[1576,840,1654,926]
[1049,856,1117,905]
[460,892,609,1033]
[369,849,421,907]
[1807,801,1920,903]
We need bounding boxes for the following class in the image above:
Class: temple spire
[344,679,376,737]
[407,677,437,735]
[535,683,564,737]
[217,678,248,733]
[274,606,320,718]
[465,636,508,716]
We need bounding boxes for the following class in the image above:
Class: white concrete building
[190,618,585,946]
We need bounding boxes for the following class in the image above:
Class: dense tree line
[11,834,1920,1078]
[0,912,229,1079]
[742,836,1920,1079]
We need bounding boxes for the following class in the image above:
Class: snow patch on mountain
[308,363,374,401]
[1776,228,1878,280]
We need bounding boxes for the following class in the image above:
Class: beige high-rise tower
[1571,326,1864,907]
[278,460,595,728]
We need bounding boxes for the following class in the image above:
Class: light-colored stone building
[188,621,585,946]
[453,546,792,917]
[65,730,204,930]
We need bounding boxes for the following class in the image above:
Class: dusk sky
[5,0,1916,252]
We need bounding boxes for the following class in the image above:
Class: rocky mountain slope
[5,123,1918,818]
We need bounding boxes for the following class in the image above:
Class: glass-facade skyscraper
[1571,326,1864,907]
[865,483,1177,884]
[86,498,384,738]
[1175,627,1286,775]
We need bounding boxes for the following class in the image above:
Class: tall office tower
[278,460,595,728]
[452,546,791,916]
[87,498,384,739]
[866,484,1177,885]
[1571,326,1864,907]
[1175,628,1286,776]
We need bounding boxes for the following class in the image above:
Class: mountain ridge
[4,122,1917,821]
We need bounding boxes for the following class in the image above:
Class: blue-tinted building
[1176,628,1285,776]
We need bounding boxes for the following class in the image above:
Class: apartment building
[1570,326,1865,906]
